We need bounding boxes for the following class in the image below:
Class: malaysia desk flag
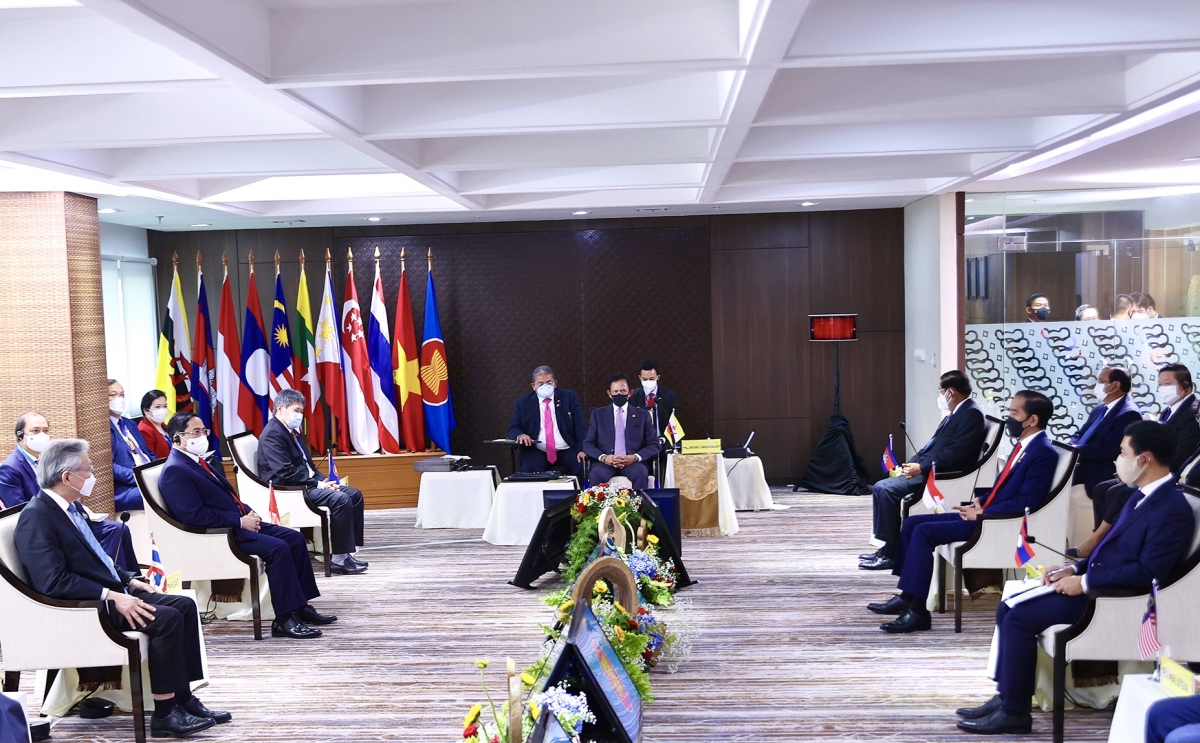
[881,436,899,474]
[1015,510,1037,567]
[1138,579,1161,661]
[922,465,946,513]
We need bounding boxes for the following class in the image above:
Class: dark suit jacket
[582,405,661,463]
[980,432,1059,515]
[507,389,586,450]
[630,384,676,437]
[1079,480,1194,594]
[1162,393,1200,475]
[110,416,152,510]
[256,417,324,490]
[0,447,38,509]
[14,492,134,600]
[160,448,261,542]
[1070,395,1143,493]
[913,398,987,476]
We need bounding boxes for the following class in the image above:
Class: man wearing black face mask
[1025,293,1050,322]
[583,374,661,489]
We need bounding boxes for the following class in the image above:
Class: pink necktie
[615,407,627,456]
[543,399,557,465]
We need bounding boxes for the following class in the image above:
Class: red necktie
[543,399,557,465]
[981,442,1022,510]
[646,392,656,409]
[198,457,247,515]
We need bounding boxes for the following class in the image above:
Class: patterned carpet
[12,491,1115,742]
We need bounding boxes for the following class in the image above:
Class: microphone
[898,421,918,452]
[1025,535,1077,562]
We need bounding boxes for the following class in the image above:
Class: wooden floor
[15,491,1115,742]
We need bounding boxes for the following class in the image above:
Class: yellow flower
[613,600,626,614]
[593,581,608,594]
[614,497,626,508]
[615,626,626,642]
[557,599,575,613]
[530,702,541,720]
[464,704,482,727]
[581,493,591,505]
[474,659,490,670]
[521,672,536,686]
[646,534,659,544]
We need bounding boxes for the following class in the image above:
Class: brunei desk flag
[240,257,271,434]
[368,248,401,453]
[269,260,296,399]
[155,258,193,414]
[1139,579,1161,661]
[664,411,685,446]
[1015,509,1037,567]
[315,256,350,453]
[293,253,322,453]
[420,249,455,454]
[921,464,946,513]
[392,248,425,452]
[215,257,247,436]
[191,258,220,459]
[882,435,899,475]
[340,249,381,454]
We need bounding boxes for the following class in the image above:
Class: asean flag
[420,265,455,454]
[341,264,381,454]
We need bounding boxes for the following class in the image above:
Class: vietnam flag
[392,252,425,452]
[294,259,322,453]
[420,253,455,454]
[340,258,381,454]
[315,264,349,453]
[154,262,193,414]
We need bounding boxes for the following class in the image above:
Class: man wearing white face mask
[1069,366,1142,510]
[107,379,152,511]
[508,365,587,477]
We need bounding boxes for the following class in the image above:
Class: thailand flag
[921,464,946,513]
[341,263,381,454]
[216,270,247,436]
[1014,511,1037,567]
[1138,580,1161,661]
[881,435,899,473]
[367,260,401,453]
[241,268,271,433]
[146,533,166,589]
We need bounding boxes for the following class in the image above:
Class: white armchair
[226,432,332,577]
[134,460,266,640]
[934,440,1079,632]
[903,414,1005,520]
[1042,489,1200,743]
[0,505,151,743]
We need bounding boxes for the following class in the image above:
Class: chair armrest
[1086,587,1145,599]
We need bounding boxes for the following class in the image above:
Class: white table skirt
[1109,675,1171,743]
[482,479,578,546]
[664,453,740,536]
[415,469,498,529]
[724,456,775,511]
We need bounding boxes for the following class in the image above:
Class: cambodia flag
[215,269,247,436]
[269,272,295,398]
[1014,511,1036,567]
[341,263,381,454]
[368,259,401,453]
[420,265,455,454]
[191,268,220,460]
[240,268,271,433]
[922,465,946,513]
[881,435,899,474]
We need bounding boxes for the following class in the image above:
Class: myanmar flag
[294,262,322,453]
[155,263,193,414]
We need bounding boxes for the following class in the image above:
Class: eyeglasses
[183,428,211,438]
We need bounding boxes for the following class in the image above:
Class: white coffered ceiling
[1,0,1199,229]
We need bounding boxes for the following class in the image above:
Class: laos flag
[420,266,455,454]
[1014,511,1037,567]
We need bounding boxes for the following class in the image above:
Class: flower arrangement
[563,483,679,597]
[530,683,596,737]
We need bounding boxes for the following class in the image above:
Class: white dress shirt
[536,394,569,452]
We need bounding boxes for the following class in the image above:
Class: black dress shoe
[271,616,323,639]
[956,707,1032,735]
[150,706,216,738]
[331,560,366,575]
[957,694,1002,719]
[880,608,932,633]
[296,604,338,625]
[867,595,911,615]
[859,555,894,570]
[858,550,881,561]
[181,696,232,724]
[348,555,368,567]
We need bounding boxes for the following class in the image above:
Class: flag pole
[222,251,227,279]
[275,249,281,276]
[427,246,433,273]
[323,248,334,455]
[401,247,406,273]
[248,250,255,276]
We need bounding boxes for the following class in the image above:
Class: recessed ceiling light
[635,207,668,213]
[571,210,590,216]
[967,216,976,220]
[271,219,307,225]
[799,201,817,207]
[190,223,211,227]
[1183,156,1200,162]
[365,217,382,222]
[965,198,974,203]
[98,208,122,214]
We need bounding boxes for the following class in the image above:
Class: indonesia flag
[1014,511,1036,567]
[315,265,350,453]
[240,264,271,434]
[368,257,401,453]
[340,258,380,454]
[922,465,946,513]
[216,267,247,436]
[1138,580,1161,661]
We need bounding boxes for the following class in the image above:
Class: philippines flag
[315,266,350,453]
[368,258,401,453]
[922,465,946,513]
[216,267,247,436]
[1138,580,1161,661]
[240,266,271,434]
[881,435,899,474]
[146,533,166,589]
[269,272,295,398]
[420,259,455,454]
[191,266,220,460]
[1014,511,1037,567]
[341,261,381,454]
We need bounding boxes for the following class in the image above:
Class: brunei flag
[155,262,193,414]
[392,253,425,452]
[420,255,455,454]
[664,411,685,446]
[881,435,899,474]
[1014,510,1037,567]
[921,464,946,513]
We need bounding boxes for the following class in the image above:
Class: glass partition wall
[963,188,1200,442]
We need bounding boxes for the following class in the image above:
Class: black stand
[833,341,841,416]
[483,438,520,475]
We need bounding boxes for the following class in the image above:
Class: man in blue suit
[957,421,1195,735]
[1146,696,1200,743]
[871,390,1060,633]
[862,371,988,570]
[0,411,139,571]
[508,365,587,478]
[158,412,336,640]
[107,379,154,511]
[1070,366,1141,504]
[582,374,661,490]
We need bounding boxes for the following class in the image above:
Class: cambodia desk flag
[240,261,271,433]
[1138,580,1161,661]
[215,263,247,436]
[294,256,322,453]
[1015,510,1037,567]
[315,263,350,453]
[191,262,220,459]
[154,261,193,414]
[368,253,401,453]
[420,252,455,454]
[146,533,166,590]
[881,435,899,474]
[922,465,946,513]
[392,250,425,452]
[341,254,381,454]
[269,269,296,399]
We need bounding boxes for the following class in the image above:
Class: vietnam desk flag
[240,258,271,434]
[392,249,425,452]
[367,250,401,453]
[420,249,455,454]
[315,258,350,453]
[215,258,247,436]
[269,265,296,399]
[155,259,193,414]
[340,251,381,454]
[293,253,322,453]
[191,259,219,459]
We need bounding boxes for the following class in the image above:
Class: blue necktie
[1076,407,1106,446]
[1088,489,1147,568]
[1161,406,1172,423]
[69,504,121,584]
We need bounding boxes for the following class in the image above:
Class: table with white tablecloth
[482,479,578,546]
[1109,674,1174,743]
[415,468,500,529]
[664,453,739,536]
[723,455,776,511]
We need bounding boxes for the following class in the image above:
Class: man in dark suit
[1069,366,1142,509]
[630,361,677,441]
[957,421,1195,735]
[257,390,367,575]
[108,379,154,511]
[871,390,1060,633]
[583,374,661,490]
[160,411,334,639]
[508,365,587,478]
[1145,696,1200,743]
[15,438,226,737]
[862,371,987,570]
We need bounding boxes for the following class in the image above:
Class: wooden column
[0,192,114,512]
